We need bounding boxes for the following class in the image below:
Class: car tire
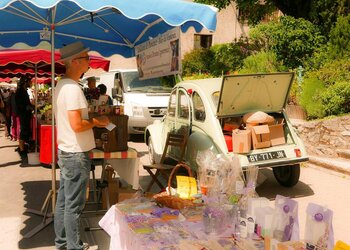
[148,136,156,164]
[273,164,300,187]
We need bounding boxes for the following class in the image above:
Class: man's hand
[68,110,109,132]
[93,115,109,128]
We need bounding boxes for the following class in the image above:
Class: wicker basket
[153,163,200,209]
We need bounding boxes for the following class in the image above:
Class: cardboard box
[250,125,271,149]
[232,129,252,153]
[93,114,129,152]
[269,123,286,146]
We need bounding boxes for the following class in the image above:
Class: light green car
[145,72,308,187]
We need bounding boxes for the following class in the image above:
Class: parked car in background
[145,72,309,187]
[100,69,178,134]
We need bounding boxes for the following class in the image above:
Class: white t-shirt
[54,78,95,152]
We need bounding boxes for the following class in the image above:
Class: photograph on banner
[135,27,181,80]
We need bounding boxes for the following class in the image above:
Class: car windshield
[121,71,175,93]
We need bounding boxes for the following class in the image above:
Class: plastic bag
[196,149,244,201]
[238,165,259,216]
[305,203,334,250]
[271,195,299,241]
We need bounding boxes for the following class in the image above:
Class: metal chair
[143,132,188,192]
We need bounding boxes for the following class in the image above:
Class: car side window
[193,91,206,122]
[168,90,177,117]
[178,90,189,119]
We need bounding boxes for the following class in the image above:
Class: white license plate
[247,150,286,163]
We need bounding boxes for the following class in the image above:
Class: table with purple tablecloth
[99,201,239,250]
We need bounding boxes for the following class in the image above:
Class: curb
[308,156,350,175]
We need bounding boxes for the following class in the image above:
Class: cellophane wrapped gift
[196,149,244,200]
[271,195,299,241]
[305,203,334,250]
[238,165,259,217]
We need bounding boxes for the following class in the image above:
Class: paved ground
[1,124,349,249]
[0,126,157,250]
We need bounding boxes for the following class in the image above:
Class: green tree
[182,48,212,76]
[195,0,348,36]
[299,77,326,119]
[209,37,256,76]
[248,16,325,69]
[239,50,287,74]
[328,15,350,58]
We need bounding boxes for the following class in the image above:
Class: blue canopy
[0,0,217,58]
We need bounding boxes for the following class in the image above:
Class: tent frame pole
[24,23,57,239]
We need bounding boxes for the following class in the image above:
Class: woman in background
[15,76,33,163]
[97,83,113,105]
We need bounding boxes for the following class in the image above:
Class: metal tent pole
[23,20,56,239]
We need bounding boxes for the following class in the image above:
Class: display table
[89,148,139,190]
[99,201,239,250]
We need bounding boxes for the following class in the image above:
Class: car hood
[216,72,294,117]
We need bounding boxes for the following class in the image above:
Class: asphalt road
[129,134,350,243]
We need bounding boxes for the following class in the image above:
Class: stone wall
[293,115,350,157]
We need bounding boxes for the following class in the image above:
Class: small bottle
[234,209,241,240]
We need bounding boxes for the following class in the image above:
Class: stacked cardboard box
[93,114,128,152]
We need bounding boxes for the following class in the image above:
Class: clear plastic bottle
[234,209,241,240]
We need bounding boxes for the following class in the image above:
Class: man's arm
[68,109,109,133]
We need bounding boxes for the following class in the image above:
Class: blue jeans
[54,150,91,250]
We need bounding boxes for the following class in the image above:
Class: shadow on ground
[19,180,111,250]
[0,144,18,150]
[19,180,55,249]
[0,160,22,167]
[128,134,144,143]
[256,168,314,200]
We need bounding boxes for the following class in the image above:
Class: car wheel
[273,164,300,187]
[148,136,156,164]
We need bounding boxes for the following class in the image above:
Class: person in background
[0,89,5,126]
[54,41,109,250]
[3,88,14,140]
[84,76,99,101]
[10,88,20,141]
[2,88,12,138]
[97,83,113,105]
[15,76,33,163]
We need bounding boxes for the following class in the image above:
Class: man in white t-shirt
[54,41,109,250]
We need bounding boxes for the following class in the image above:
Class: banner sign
[135,27,181,80]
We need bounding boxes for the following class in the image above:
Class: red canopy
[0,77,11,82]
[0,49,110,77]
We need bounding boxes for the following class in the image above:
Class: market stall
[98,159,338,250]
[0,0,217,240]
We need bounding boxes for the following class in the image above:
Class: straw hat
[59,41,89,62]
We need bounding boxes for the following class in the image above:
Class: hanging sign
[135,27,181,80]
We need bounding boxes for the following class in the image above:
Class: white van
[99,69,177,134]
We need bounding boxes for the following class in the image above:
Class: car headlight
[132,105,144,117]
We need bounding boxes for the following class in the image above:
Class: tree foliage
[182,38,257,77]
[195,0,348,36]
[328,15,350,58]
[299,77,326,119]
[248,16,325,69]
[239,50,287,74]
[182,48,212,76]
[320,82,350,116]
